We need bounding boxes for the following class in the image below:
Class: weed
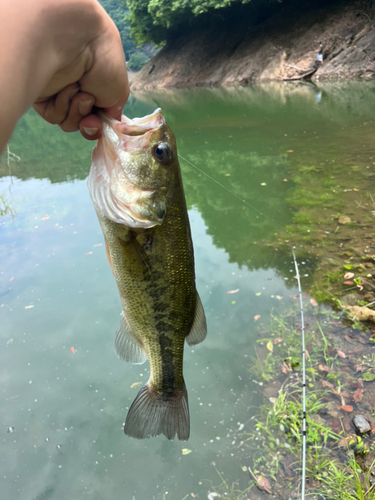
[0,192,14,218]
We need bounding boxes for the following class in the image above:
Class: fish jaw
[87,109,175,229]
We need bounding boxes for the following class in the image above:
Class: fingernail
[83,127,98,136]
[78,99,94,116]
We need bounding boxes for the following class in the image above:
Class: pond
[1,81,375,500]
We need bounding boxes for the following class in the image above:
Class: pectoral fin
[185,293,207,346]
[114,314,147,364]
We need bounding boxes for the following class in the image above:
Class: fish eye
[152,142,172,162]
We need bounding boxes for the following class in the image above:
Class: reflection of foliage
[0,109,93,183]
[179,148,292,272]
[3,82,375,287]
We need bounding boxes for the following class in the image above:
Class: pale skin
[0,0,130,155]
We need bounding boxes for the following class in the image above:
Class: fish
[87,108,207,440]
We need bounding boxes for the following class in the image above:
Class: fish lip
[99,109,165,141]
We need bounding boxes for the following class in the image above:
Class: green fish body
[88,109,207,440]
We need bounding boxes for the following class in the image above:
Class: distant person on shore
[315,40,324,67]
[0,0,130,155]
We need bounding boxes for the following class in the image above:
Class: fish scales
[88,108,207,440]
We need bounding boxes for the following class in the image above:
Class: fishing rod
[292,248,307,500]
[178,153,307,500]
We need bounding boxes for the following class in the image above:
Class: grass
[237,307,375,498]
[0,192,14,217]
[317,457,375,499]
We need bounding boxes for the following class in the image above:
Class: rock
[339,215,351,224]
[345,305,375,322]
[352,415,371,434]
[263,380,281,398]
[341,293,361,307]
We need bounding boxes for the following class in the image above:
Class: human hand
[32,0,129,141]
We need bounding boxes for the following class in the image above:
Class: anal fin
[114,314,147,364]
[185,292,207,346]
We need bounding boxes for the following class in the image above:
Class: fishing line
[179,153,307,500]
[178,154,277,225]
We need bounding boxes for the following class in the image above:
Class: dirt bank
[130,0,375,91]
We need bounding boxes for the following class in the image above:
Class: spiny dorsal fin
[185,293,207,346]
[114,314,147,364]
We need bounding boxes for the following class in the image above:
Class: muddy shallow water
[1,81,375,500]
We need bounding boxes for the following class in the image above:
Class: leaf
[231,301,236,305]
[337,350,346,358]
[25,305,34,309]
[266,341,273,352]
[227,289,239,294]
[321,380,339,394]
[256,475,272,492]
[310,298,318,307]
[130,382,142,389]
[70,347,75,354]
[340,405,353,412]
[363,372,375,381]
[255,292,261,296]
[353,388,363,403]
[181,448,192,455]
[318,364,333,373]
[254,315,260,321]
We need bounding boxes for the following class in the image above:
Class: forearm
[0,0,107,153]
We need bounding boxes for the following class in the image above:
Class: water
[1,81,375,500]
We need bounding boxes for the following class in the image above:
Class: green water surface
[1,81,375,500]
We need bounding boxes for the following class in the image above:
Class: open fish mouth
[99,108,165,153]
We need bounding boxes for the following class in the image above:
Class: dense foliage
[126,0,257,44]
[99,0,152,70]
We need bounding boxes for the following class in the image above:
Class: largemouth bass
[87,109,207,440]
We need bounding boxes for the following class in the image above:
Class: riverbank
[130,0,375,91]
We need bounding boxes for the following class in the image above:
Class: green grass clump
[0,192,14,217]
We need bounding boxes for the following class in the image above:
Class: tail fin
[124,382,190,440]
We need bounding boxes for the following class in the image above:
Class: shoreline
[130,0,375,92]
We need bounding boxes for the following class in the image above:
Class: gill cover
[87,109,170,228]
